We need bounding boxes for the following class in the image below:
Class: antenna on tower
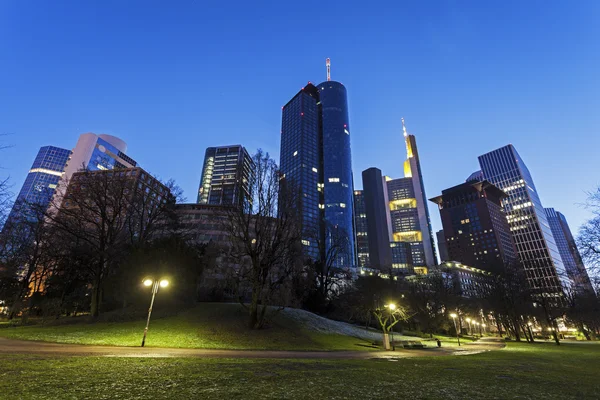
[402,117,408,137]
[326,58,331,81]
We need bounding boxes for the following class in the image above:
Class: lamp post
[141,278,169,347]
[466,317,473,335]
[450,313,461,346]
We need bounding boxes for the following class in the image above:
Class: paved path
[0,337,504,360]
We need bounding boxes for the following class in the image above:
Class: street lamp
[141,278,169,347]
[450,313,461,346]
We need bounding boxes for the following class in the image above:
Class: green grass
[0,303,375,351]
[0,341,598,399]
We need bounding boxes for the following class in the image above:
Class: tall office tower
[353,190,370,269]
[361,168,392,270]
[436,230,449,262]
[197,145,253,207]
[478,145,567,294]
[430,180,518,273]
[280,60,355,268]
[356,122,436,275]
[3,146,71,228]
[545,208,595,294]
[398,119,437,269]
[280,83,323,261]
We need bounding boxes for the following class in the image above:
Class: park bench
[398,340,426,349]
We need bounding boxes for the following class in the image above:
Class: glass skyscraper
[197,145,253,207]
[478,144,567,294]
[3,146,71,227]
[280,62,356,268]
[353,190,370,269]
[545,208,595,294]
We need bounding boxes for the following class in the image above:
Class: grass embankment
[0,303,376,351]
[1,342,598,399]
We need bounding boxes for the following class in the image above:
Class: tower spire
[326,58,331,81]
[402,117,408,137]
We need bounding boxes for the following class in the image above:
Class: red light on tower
[301,112,304,116]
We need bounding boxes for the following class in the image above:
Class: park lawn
[0,303,376,351]
[0,341,598,399]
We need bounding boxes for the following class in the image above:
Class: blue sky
[1,0,599,236]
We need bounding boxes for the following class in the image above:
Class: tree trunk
[90,280,101,318]
[580,323,591,341]
[383,332,391,350]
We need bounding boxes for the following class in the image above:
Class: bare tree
[48,170,136,317]
[578,191,600,287]
[0,200,56,321]
[373,302,411,350]
[302,224,353,312]
[224,149,302,329]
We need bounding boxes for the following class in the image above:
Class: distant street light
[450,313,461,346]
[141,278,169,347]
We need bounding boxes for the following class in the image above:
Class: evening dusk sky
[1,0,599,236]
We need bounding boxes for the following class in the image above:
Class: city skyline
[2,1,599,241]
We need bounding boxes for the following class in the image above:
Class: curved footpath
[0,337,505,359]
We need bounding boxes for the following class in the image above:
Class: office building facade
[279,62,355,268]
[437,230,449,262]
[362,168,393,270]
[478,145,566,293]
[430,180,518,273]
[3,146,71,227]
[357,120,437,275]
[545,208,595,294]
[353,190,370,269]
[197,145,253,207]
[63,133,136,181]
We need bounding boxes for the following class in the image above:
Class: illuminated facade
[430,180,518,273]
[280,64,356,268]
[3,146,71,228]
[197,145,253,207]
[353,190,370,269]
[545,208,595,294]
[357,120,437,275]
[478,145,567,293]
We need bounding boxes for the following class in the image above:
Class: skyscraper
[197,145,253,207]
[361,168,392,271]
[545,208,595,294]
[3,146,71,228]
[356,120,437,275]
[430,180,518,273]
[279,60,355,268]
[398,119,437,269]
[353,190,370,269]
[478,144,567,294]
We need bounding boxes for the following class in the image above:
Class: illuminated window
[328,177,340,183]
[340,203,346,208]
[312,167,318,173]
[293,151,298,156]
[302,240,310,246]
